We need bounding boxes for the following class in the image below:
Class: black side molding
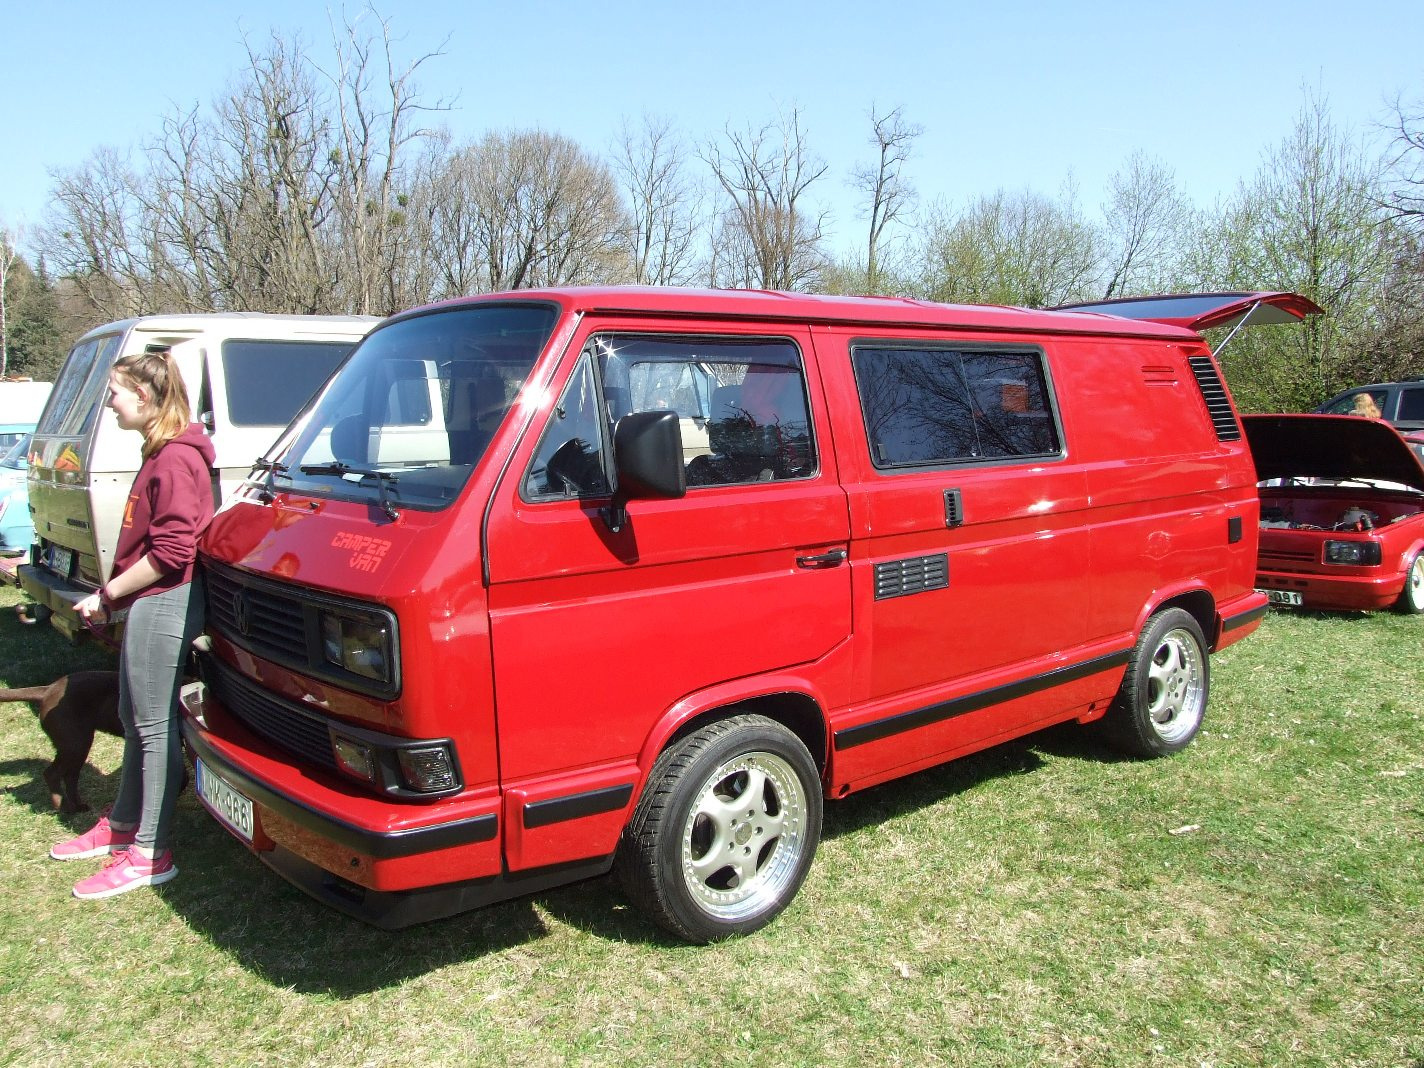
[835,650,1131,750]
[523,784,635,829]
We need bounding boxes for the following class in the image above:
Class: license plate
[195,758,254,842]
[49,545,73,578]
[1260,588,1303,606]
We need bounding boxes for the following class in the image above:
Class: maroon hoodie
[107,422,217,610]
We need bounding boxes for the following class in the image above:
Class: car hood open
[1053,292,1324,332]
[1242,414,1424,491]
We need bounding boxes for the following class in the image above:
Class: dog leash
[80,610,125,652]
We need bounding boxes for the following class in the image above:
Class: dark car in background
[1245,414,1424,614]
[1316,378,1424,431]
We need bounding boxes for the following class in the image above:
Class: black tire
[1100,608,1209,758]
[1394,551,1424,614]
[615,714,822,943]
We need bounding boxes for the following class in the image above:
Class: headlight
[319,609,392,684]
[1323,540,1382,566]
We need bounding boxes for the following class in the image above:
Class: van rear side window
[221,340,357,426]
[852,345,1060,467]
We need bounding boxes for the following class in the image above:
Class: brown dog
[0,671,123,813]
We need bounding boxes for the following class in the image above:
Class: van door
[813,330,1097,786]
[483,322,852,872]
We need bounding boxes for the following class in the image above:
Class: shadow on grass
[146,732,1080,971]
[152,808,558,996]
[539,723,1129,946]
[190,719,1147,968]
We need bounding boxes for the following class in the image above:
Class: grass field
[1,582,1421,1067]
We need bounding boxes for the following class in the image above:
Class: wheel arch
[636,682,830,791]
[1147,587,1217,650]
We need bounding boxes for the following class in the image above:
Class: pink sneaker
[49,813,136,861]
[72,849,177,899]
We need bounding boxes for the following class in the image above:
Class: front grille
[1188,356,1242,441]
[206,563,307,663]
[1260,547,1316,563]
[201,558,400,699]
[203,655,337,771]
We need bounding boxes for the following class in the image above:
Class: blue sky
[1,0,1420,258]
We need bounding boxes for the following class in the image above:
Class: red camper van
[181,288,1316,942]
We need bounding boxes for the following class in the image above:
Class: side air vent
[874,554,949,600]
[1188,356,1242,441]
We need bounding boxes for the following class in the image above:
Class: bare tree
[702,108,829,291]
[43,147,151,320]
[611,115,705,286]
[1385,90,1424,226]
[39,12,447,319]
[851,106,922,292]
[427,129,632,294]
[1100,151,1188,298]
[322,9,450,314]
[1,224,18,377]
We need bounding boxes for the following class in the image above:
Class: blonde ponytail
[112,349,194,457]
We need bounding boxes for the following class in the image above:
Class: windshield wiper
[299,462,401,520]
[251,457,289,503]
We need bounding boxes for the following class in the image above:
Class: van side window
[598,335,813,488]
[525,355,611,499]
[221,340,356,427]
[1398,388,1424,422]
[524,336,813,500]
[852,345,1060,467]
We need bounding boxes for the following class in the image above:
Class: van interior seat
[448,377,504,465]
[687,383,784,485]
[330,414,368,464]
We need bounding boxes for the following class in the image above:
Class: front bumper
[179,681,552,929]
[17,561,88,639]
[1255,568,1401,612]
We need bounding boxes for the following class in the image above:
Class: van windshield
[268,303,559,510]
[36,333,124,437]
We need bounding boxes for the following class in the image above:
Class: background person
[1351,393,1383,418]
[48,350,215,899]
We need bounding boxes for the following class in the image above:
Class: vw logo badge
[232,589,251,638]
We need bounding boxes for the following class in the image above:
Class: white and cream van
[19,313,377,638]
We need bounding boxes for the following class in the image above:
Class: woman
[1351,393,1383,419]
[48,350,215,899]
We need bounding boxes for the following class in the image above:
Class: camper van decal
[331,531,392,573]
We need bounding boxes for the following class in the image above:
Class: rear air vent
[1188,356,1242,441]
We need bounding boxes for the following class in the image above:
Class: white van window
[37,334,123,437]
[852,345,1060,467]
[270,303,557,510]
[221,340,358,427]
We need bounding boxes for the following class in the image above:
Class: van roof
[392,287,1206,341]
[74,312,380,345]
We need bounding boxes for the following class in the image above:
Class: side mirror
[603,411,685,532]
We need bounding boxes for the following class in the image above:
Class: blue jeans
[110,579,204,852]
